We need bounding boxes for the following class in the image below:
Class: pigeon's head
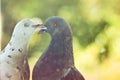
[40,16,72,37]
[12,18,46,40]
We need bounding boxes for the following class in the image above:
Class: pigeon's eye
[53,22,57,27]
[24,23,29,27]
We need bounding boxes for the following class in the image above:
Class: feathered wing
[61,66,85,80]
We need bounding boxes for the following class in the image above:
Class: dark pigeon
[32,16,85,80]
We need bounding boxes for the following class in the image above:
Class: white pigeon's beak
[32,24,47,32]
[32,24,47,34]
[32,24,44,28]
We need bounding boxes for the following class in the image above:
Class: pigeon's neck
[47,32,74,65]
[2,36,29,61]
[1,38,29,66]
[10,36,29,49]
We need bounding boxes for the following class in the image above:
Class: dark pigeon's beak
[38,24,47,34]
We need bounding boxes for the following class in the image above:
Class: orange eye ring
[53,22,57,27]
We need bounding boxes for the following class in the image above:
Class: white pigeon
[0,18,45,80]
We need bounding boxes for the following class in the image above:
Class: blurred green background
[1,0,120,80]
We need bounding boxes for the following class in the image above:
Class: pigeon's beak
[38,24,47,34]
[32,24,44,28]
[32,24,47,34]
